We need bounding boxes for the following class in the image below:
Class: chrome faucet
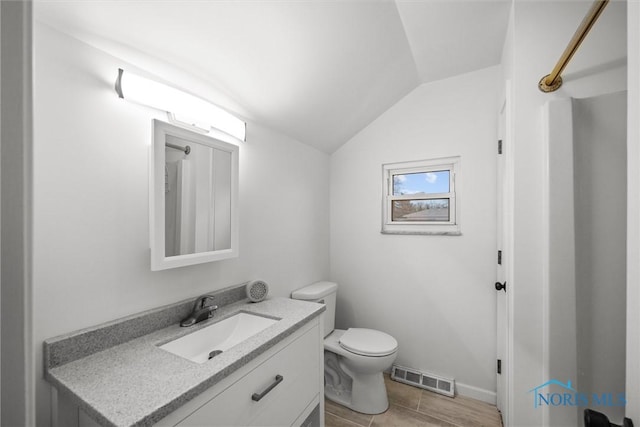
[180,295,218,327]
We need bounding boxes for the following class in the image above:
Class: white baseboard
[455,382,497,405]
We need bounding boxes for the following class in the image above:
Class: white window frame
[381,156,461,235]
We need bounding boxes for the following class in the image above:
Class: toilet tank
[291,281,337,337]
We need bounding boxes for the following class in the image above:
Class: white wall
[1,1,34,425]
[547,92,628,427]
[545,97,579,427]
[626,1,640,422]
[573,92,627,424]
[32,23,330,425]
[330,66,499,401]
[507,1,627,424]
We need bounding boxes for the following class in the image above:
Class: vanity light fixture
[115,68,246,141]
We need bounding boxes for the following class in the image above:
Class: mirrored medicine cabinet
[150,120,239,270]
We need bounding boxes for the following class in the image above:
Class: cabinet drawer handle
[251,375,283,402]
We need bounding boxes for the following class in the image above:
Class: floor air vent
[391,365,455,397]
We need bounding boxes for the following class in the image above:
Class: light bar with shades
[115,68,246,141]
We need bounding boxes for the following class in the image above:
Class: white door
[496,86,512,424]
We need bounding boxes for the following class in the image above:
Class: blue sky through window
[393,170,449,195]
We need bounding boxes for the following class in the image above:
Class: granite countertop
[44,296,324,427]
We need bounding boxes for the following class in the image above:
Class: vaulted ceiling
[35,0,512,153]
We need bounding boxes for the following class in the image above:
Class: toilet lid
[338,328,398,357]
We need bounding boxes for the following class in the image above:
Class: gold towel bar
[539,0,609,93]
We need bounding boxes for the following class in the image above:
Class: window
[382,157,461,235]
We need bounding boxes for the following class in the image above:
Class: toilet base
[325,371,389,415]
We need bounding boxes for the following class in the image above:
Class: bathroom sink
[159,312,279,363]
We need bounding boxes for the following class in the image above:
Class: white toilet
[291,281,398,414]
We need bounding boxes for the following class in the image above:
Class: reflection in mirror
[164,136,232,256]
[151,120,238,270]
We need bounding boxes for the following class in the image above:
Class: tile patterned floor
[325,375,503,427]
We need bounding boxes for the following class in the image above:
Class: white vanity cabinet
[67,317,323,427]
[155,317,323,427]
[46,297,325,427]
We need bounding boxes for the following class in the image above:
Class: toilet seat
[338,328,398,357]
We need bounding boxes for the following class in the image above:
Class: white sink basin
[159,312,279,363]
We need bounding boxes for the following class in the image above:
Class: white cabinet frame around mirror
[151,120,239,271]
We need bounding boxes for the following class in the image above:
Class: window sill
[380,229,462,236]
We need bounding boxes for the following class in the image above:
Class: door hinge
[497,359,502,375]
[498,250,502,265]
[498,139,503,155]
